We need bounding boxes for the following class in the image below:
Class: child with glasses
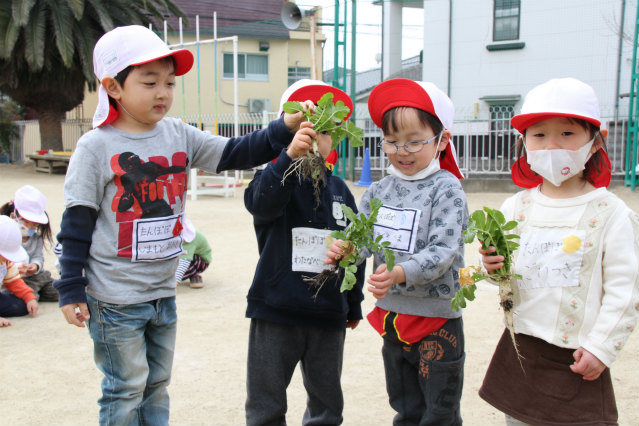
[325,78,468,425]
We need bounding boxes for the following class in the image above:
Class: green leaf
[463,228,477,244]
[341,204,357,222]
[282,101,305,114]
[340,277,350,292]
[333,197,395,292]
[331,230,347,240]
[502,220,518,231]
[11,0,36,26]
[384,249,395,271]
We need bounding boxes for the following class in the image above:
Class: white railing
[14,115,632,179]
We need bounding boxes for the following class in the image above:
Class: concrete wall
[422,0,634,121]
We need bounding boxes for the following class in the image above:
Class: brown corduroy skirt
[479,329,618,426]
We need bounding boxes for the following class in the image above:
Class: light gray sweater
[360,169,468,318]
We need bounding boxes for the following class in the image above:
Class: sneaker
[189,274,204,289]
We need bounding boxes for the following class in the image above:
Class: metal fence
[15,114,633,179]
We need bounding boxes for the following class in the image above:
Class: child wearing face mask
[325,78,469,426]
[0,215,38,326]
[479,78,639,426]
[0,185,57,302]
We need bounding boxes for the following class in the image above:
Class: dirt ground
[0,163,637,426]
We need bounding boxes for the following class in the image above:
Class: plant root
[303,268,340,298]
[282,154,327,206]
[499,279,525,373]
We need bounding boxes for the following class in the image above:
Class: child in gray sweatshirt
[326,78,469,426]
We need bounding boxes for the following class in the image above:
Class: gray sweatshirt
[359,169,469,318]
[63,117,291,304]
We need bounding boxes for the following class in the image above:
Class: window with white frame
[493,0,520,41]
[489,104,515,134]
[223,53,268,81]
[288,66,311,86]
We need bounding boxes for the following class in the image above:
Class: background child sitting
[0,185,57,301]
[175,217,211,289]
[0,215,38,327]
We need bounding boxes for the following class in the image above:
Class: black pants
[245,318,346,426]
[382,317,465,426]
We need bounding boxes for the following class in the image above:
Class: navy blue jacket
[244,150,366,330]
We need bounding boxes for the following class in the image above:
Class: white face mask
[525,137,596,187]
[386,133,443,181]
[15,219,35,238]
[387,158,440,181]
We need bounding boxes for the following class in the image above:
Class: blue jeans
[87,294,177,426]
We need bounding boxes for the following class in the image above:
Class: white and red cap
[92,25,194,128]
[277,79,353,165]
[14,185,48,224]
[367,78,463,179]
[0,216,28,263]
[278,79,353,120]
[510,78,611,188]
[510,77,601,134]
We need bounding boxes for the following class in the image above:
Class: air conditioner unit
[248,98,272,113]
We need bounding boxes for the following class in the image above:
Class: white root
[499,278,524,368]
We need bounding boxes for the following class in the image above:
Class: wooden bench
[27,153,72,174]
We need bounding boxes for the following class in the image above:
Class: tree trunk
[37,109,63,151]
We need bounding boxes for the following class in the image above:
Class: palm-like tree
[0,0,186,151]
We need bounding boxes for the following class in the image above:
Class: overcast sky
[296,0,424,72]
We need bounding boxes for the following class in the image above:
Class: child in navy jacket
[243,80,365,426]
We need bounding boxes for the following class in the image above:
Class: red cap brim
[368,79,436,128]
[131,48,194,77]
[285,85,353,120]
[511,112,601,134]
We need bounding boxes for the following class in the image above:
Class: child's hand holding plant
[286,122,318,160]
[318,197,395,295]
[452,206,522,358]
[281,92,364,205]
[282,100,316,133]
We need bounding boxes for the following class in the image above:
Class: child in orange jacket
[0,215,38,327]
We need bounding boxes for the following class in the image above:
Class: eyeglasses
[379,133,440,154]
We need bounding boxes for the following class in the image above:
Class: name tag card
[131,214,183,262]
[517,229,586,289]
[291,227,333,274]
[373,206,421,254]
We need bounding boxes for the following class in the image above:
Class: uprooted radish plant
[452,207,522,358]
[305,197,395,295]
[282,92,364,204]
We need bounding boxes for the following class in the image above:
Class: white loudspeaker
[281,2,315,30]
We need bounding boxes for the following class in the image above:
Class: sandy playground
[0,163,637,426]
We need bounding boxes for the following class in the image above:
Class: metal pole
[625,2,639,190]
[179,18,186,118]
[350,0,357,181]
[214,12,218,136]
[333,0,340,88]
[196,16,202,129]
[310,14,318,80]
